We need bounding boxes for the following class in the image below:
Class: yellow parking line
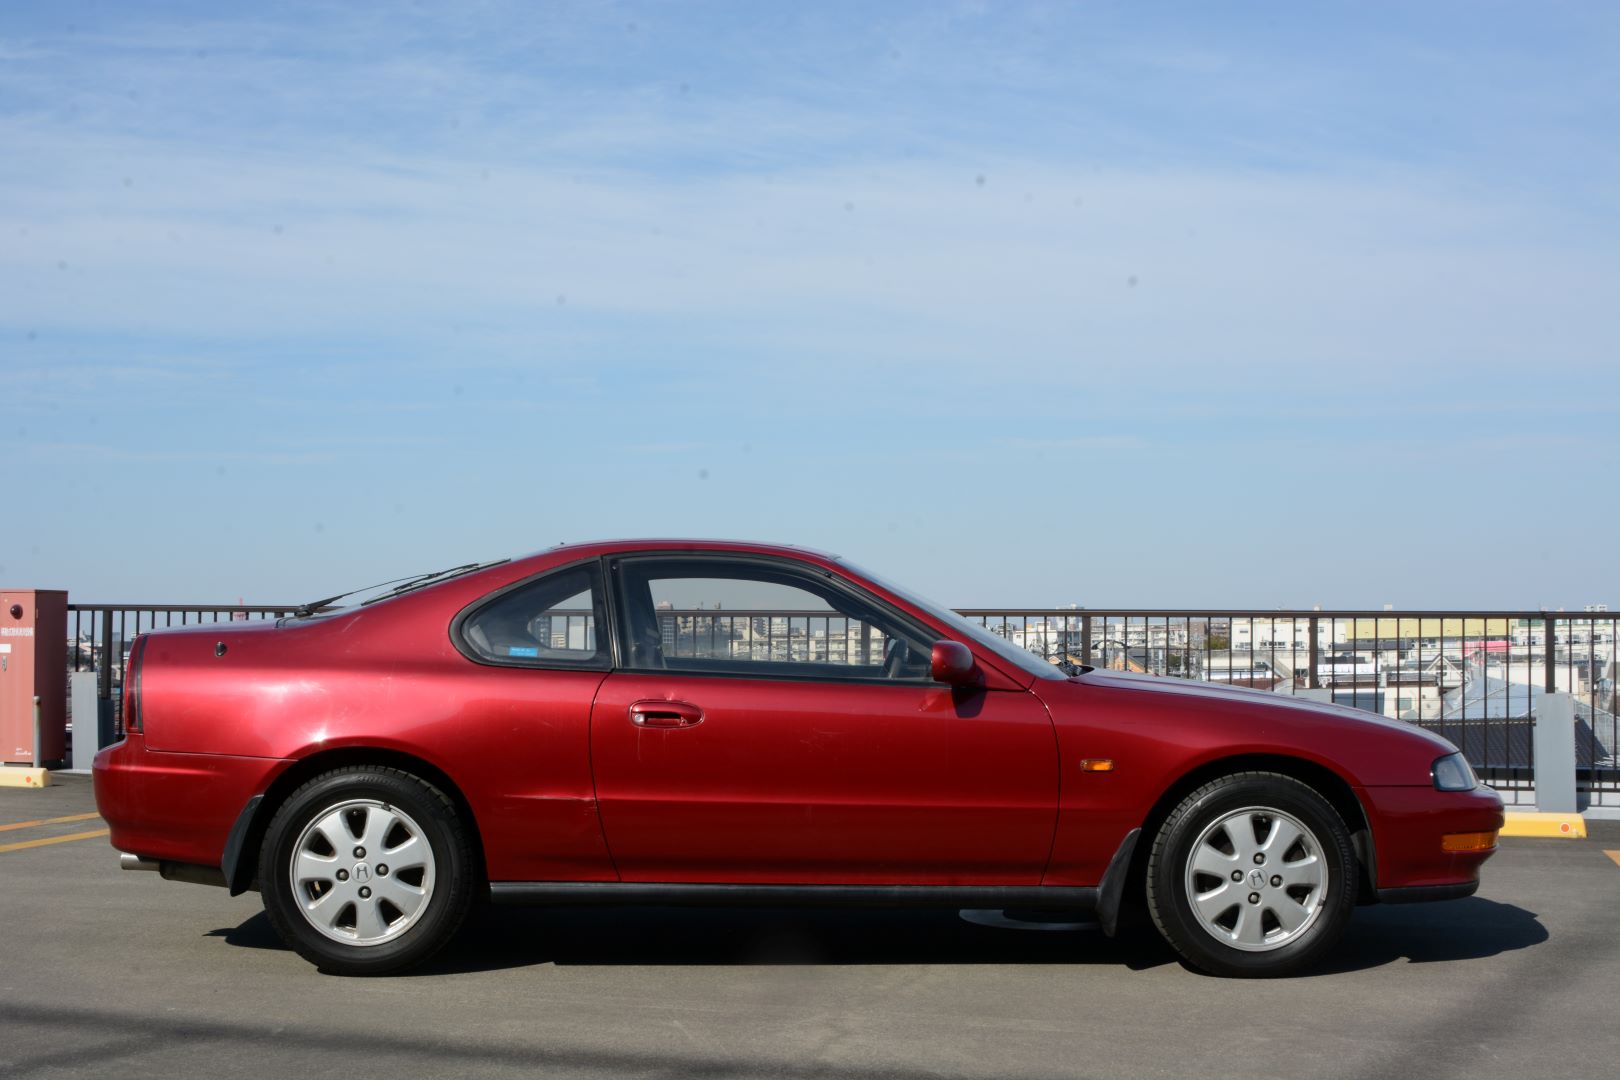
[0,812,103,834]
[1604,850,1620,868]
[0,828,110,854]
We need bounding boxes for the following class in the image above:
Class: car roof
[529,538,843,563]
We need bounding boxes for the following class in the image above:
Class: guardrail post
[1081,617,1093,665]
[1534,692,1578,813]
[1542,615,1557,693]
[1307,617,1321,689]
[98,610,113,701]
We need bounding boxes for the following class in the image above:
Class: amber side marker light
[1078,759,1115,773]
[1441,831,1498,853]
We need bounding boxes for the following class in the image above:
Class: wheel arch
[224,747,486,896]
[1125,753,1377,913]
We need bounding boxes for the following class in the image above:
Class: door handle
[628,700,704,729]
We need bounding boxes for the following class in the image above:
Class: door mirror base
[930,641,980,687]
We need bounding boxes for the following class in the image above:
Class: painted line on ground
[0,811,103,834]
[1604,850,1620,868]
[0,828,110,854]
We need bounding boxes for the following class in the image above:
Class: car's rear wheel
[258,766,475,975]
[1146,772,1357,978]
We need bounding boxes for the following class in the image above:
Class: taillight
[123,635,147,735]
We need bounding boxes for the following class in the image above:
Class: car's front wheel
[258,766,475,975]
[1146,772,1358,977]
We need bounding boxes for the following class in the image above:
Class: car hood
[1076,668,1448,740]
[1045,667,1460,786]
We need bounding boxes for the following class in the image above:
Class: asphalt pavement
[3,773,1618,1080]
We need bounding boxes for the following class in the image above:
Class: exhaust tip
[119,853,160,872]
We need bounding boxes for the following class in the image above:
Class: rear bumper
[1359,782,1505,898]
[92,735,289,869]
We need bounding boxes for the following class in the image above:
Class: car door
[588,554,1059,885]
[450,559,620,882]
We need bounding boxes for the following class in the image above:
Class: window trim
[450,555,613,671]
[605,551,948,687]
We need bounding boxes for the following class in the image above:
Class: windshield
[841,561,1070,680]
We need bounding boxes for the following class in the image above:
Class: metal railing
[65,602,1617,806]
[652,610,893,666]
[956,609,1619,806]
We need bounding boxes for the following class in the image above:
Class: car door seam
[585,669,625,882]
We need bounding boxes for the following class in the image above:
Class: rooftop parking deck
[3,775,1618,1080]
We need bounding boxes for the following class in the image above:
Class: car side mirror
[930,641,979,687]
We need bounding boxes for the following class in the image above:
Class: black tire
[258,766,475,975]
[1146,772,1357,978]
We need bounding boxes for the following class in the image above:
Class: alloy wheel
[1182,806,1327,952]
[289,798,437,946]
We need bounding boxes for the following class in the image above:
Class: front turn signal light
[1078,759,1115,772]
[1441,831,1498,853]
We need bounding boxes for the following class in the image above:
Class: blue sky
[2,1,1616,607]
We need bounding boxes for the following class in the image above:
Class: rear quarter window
[457,563,609,669]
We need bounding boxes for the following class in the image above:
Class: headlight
[1432,752,1477,792]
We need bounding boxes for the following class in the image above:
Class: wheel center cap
[353,863,371,883]
[1248,869,1266,889]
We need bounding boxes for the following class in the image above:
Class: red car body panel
[591,672,1058,884]
[95,739,284,865]
[1029,672,1503,889]
[1351,785,1502,888]
[93,539,1502,902]
[131,607,619,881]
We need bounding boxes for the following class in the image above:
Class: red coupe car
[94,539,1502,977]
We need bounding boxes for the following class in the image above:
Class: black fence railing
[66,605,296,736]
[956,610,1618,806]
[66,603,1616,806]
[651,610,896,667]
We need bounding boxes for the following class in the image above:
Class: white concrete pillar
[1534,692,1578,813]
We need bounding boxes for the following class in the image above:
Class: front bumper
[1358,782,1505,899]
[93,735,289,868]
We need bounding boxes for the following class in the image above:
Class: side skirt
[489,882,1101,911]
[1375,881,1478,904]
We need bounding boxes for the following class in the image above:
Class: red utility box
[1,589,67,766]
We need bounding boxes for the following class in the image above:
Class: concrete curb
[0,767,52,789]
[1500,810,1586,839]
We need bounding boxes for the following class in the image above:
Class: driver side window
[611,557,936,681]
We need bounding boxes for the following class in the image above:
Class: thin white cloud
[3,124,1613,393]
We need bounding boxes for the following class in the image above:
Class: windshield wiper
[295,560,507,616]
